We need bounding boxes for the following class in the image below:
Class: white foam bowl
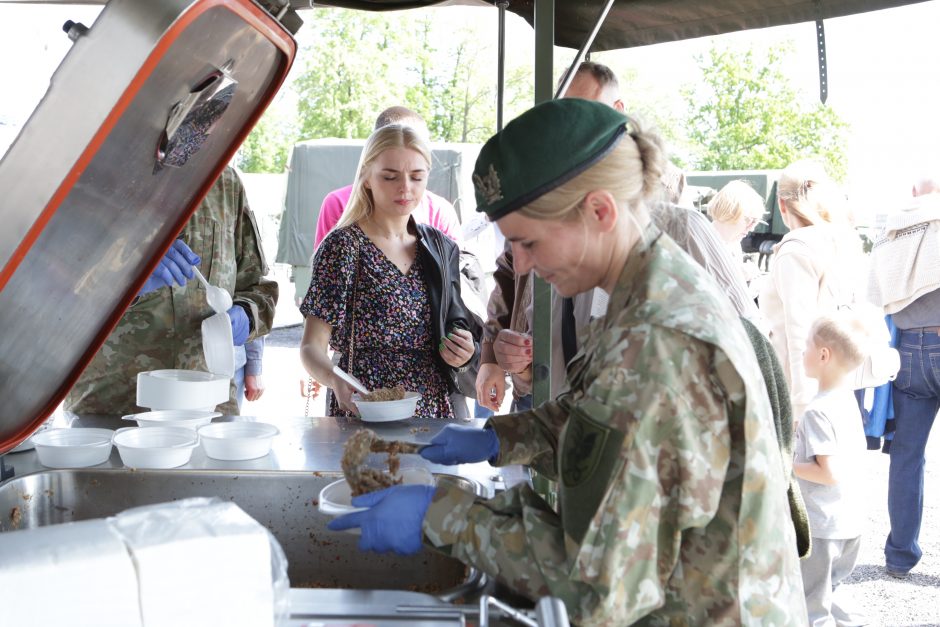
[112,427,198,469]
[32,428,114,468]
[136,369,229,411]
[351,391,421,422]
[196,422,279,460]
[318,467,434,517]
[122,410,221,430]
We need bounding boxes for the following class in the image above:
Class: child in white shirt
[795,307,885,626]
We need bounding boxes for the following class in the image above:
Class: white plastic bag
[110,497,290,627]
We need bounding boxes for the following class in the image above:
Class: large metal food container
[0,0,296,453]
[0,468,484,597]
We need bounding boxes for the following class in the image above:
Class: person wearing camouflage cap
[329,99,806,625]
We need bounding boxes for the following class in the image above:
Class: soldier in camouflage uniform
[65,166,277,415]
[329,100,806,625]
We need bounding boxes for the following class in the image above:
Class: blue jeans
[886,329,940,572]
[474,402,494,418]
[511,394,533,412]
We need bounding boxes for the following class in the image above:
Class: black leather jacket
[414,222,483,394]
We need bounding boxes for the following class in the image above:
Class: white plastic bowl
[32,428,114,468]
[202,310,235,377]
[122,410,221,430]
[318,467,434,517]
[351,391,421,422]
[196,422,279,460]
[112,427,199,469]
[136,369,229,411]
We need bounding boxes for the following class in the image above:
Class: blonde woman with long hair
[760,159,864,417]
[299,124,481,418]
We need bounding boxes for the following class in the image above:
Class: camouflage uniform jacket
[65,167,278,416]
[423,225,806,626]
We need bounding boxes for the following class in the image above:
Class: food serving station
[2,0,930,623]
[1,414,542,626]
[0,0,548,621]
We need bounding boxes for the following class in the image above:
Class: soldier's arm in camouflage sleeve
[484,398,570,478]
[425,330,734,624]
[232,178,278,341]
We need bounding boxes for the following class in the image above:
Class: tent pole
[554,0,615,99]
[496,1,509,131]
[532,0,554,410]
[530,0,556,508]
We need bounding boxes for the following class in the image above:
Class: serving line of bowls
[32,414,280,470]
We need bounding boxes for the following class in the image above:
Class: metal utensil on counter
[332,365,370,395]
[192,266,232,314]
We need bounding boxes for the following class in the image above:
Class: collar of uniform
[607,221,662,313]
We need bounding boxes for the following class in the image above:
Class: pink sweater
[314,185,461,250]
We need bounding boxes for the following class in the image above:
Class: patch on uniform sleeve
[560,405,626,545]
[562,412,610,488]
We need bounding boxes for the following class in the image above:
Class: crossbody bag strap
[347,239,361,378]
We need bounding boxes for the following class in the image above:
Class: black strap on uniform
[561,296,578,366]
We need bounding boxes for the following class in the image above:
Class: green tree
[683,43,849,179]
[294,10,414,141]
[236,7,531,167]
[236,106,297,173]
[291,8,528,143]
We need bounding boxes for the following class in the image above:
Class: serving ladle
[193,267,232,314]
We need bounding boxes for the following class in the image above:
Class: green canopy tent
[306,0,927,50]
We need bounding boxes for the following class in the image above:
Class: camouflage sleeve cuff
[484,406,562,478]
[423,483,479,548]
[484,413,539,467]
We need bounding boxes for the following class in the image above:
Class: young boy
[795,307,884,626]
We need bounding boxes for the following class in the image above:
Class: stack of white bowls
[136,369,230,412]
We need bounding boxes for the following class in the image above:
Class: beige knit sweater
[868,193,940,314]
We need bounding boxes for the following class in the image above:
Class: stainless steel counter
[1,413,528,497]
[0,415,550,626]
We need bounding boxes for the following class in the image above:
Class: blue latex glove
[327,484,436,555]
[139,240,200,295]
[420,424,499,465]
[228,305,250,346]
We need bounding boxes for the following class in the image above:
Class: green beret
[473,99,628,220]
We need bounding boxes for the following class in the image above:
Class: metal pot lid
[0,0,297,453]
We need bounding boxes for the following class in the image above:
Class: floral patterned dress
[300,224,454,419]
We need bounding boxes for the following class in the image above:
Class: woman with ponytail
[328,99,805,626]
[760,160,865,417]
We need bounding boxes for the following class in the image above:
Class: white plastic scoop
[332,365,370,395]
[193,267,232,314]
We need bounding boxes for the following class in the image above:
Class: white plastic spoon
[193,267,232,314]
[332,365,370,395]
